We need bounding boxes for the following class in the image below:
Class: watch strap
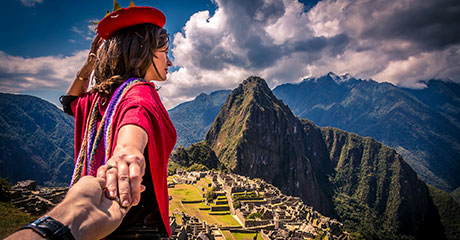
[20,215,75,240]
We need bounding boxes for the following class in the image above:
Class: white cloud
[373,45,460,88]
[158,0,460,109]
[20,0,43,7]
[0,50,88,93]
[71,21,98,42]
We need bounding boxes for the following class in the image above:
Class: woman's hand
[77,35,104,80]
[97,124,148,208]
[66,35,104,96]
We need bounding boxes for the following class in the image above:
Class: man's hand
[6,176,136,240]
[49,176,131,240]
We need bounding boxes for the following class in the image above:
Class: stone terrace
[171,171,350,240]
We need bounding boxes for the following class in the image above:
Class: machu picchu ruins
[168,171,350,240]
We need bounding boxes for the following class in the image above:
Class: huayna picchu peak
[205,76,336,217]
[170,76,449,239]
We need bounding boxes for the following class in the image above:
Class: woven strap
[70,78,145,186]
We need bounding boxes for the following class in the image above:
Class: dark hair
[91,23,169,97]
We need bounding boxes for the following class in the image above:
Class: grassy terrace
[169,183,240,227]
[222,231,264,240]
[197,178,213,192]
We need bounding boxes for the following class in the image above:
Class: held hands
[97,147,146,208]
[49,176,135,240]
[96,125,149,208]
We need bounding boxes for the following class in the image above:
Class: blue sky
[0,0,217,57]
[1,0,459,109]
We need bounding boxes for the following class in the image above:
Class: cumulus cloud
[157,0,460,109]
[0,50,87,92]
[20,0,43,7]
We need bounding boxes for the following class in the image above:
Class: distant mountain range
[273,73,460,192]
[168,90,231,149]
[0,93,74,186]
[171,77,453,239]
[170,73,460,193]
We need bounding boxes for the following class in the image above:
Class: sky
[0,0,459,109]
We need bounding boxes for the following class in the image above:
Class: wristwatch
[20,215,75,240]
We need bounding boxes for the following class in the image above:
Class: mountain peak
[327,72,355,84]
[205,76,336,216]
[240,76,271,91]
[302,72,356,85]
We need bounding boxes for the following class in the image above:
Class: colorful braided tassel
[70,78,145,186]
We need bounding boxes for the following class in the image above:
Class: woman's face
[144,45,172,81]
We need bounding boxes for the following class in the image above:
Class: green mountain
[0,93,74,186]
[273,73,460,192]
[427,185,460,240]
[168,141,222,174]
[168,90,231,148]
[322,126,443,239]
[205,77,336,216]
[189,76,445,239]
[451,187,460,204]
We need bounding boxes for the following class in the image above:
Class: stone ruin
[8,180,68,216]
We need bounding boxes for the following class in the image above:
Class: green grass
[0,202,36,238]
[197,179,213,192]
[169,183,240,227]
[169,184,203,201]
[222,231,264,240]
[201,177,212,185]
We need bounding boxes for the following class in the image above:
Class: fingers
[129,164,143,206]
[97,165,107,180]
[90,35,102,51]
[106,164,118,200]
[101,154,146,207]
[96,177,107,189]
[117,162,131,207]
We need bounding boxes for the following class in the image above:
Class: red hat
[97,5,166,40]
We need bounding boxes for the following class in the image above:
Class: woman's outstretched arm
[97,124,148,208]
[66,35,103,96]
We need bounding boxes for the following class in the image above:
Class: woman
[60,3,176,238]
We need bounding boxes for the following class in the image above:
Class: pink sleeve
[109,84,159,155]
[115,100,155,140]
